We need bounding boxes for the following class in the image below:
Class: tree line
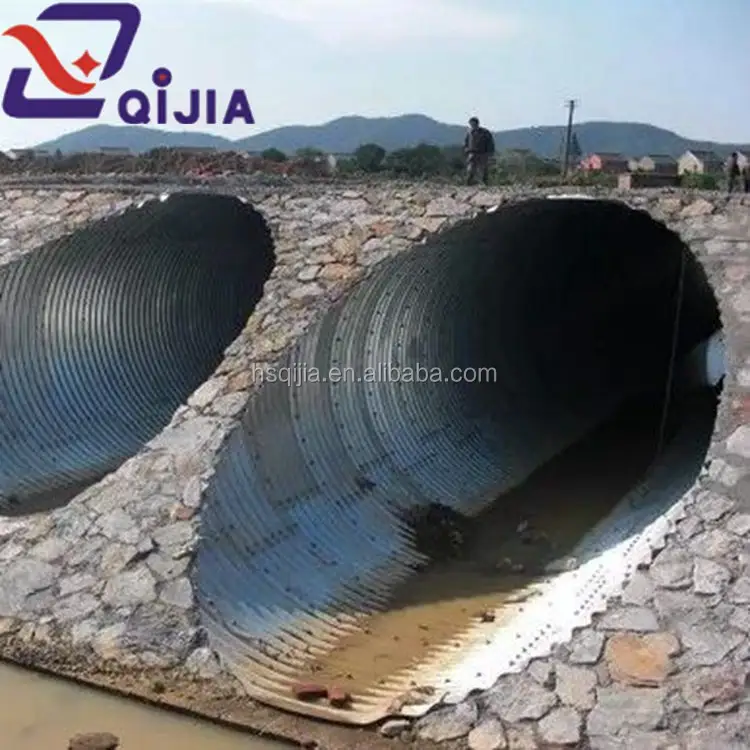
[260,143,577,183]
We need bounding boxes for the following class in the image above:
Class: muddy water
[300,390,683,696]
[0,663,286,750]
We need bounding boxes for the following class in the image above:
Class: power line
[561,99,578,180]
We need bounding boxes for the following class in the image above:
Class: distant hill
[36,124,235,153]
[35,115,750,160]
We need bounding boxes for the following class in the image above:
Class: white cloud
[202,0,522,45]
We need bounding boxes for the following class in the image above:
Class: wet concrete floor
[0,662,286,750]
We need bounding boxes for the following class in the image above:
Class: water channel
[0,663,285,749]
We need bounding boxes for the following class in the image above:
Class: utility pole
[561,98,578,181]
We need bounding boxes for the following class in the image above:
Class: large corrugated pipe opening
[195,198,724,724]
[0,193,274,515]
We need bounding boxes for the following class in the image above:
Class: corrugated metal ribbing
[0,193,273,513]
[195,197,721,723]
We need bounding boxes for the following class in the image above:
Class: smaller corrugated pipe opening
[0,192,274,515]
[196,197,724,722]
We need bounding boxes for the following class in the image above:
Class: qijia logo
[2,2,255,125]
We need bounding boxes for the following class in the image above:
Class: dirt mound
[0,149,335,179]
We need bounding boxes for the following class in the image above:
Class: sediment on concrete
[0,182,748,748]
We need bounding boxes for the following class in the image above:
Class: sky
[0,0,748,149]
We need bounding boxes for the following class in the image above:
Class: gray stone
[22,588,56,615]
[693,558,733,595]
[681,198,714,217]
[145,552,190,580]
[85,485,130,516]
[689,529,737,559]
[0,559,58,617]
[71,619,100,646]
[650,548,693,589]
[149,415,219,455]
[29,537,71,562]
[159,577,193,609]
[93,624,126,659]
[22,516,55,542]
[729,606,750,633]
[97,509,140,544]
[100,544,140,576]
[0,542,24,562]
[484,674,558,722]
[678,623,745,666]
[569,630,606,664]
[212,393,247,417]
[587,686,667,735]
[297,264,321,281]
[361,249,392,267]
[118,605,198,665]
[185,646,222,680]
[555,663,596,710]
[729,576,750,604]
[152,521,194,551]
[55,514,94,544]
[0,518,27,542]
[102,568,156,608]
[727,514,750,536]
[380,719,411,738]
[695,491,734,522]
[598,606,659,632]
[684,722,750,750]
[732,641,750,662]
[53,593,99,623]
[621,572,655,606]
[681,665,748,713]
[527,659,554,687]
[66,536,106,568]
[504,725,537,750]
[727,426,750,459]
[425,197,467,217]
[288,282,325,300]
[182,476,203,509]
[538,706,581,745]
[590,731,678,750]
[677,515,704,540]
[654,590,710,626]
[467,716,507,750]
[68,731,120,750]
[136,537,155,556]
[187,377,226,409]
[416,701,477,742]
[707,459,743,488]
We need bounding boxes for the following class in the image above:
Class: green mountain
[35,115,749,160]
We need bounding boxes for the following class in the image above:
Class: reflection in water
[0,663,285,750]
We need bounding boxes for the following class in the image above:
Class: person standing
[743,162,750,193]
[464,117,495,186]
[725,152,740,193]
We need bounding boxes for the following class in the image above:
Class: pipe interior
[0,193,275,515]
[195,198,723,688]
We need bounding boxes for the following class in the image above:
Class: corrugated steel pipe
[194,198,722,708]
[0,192,274,515]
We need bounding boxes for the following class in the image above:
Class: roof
[683,149,720,161]
[590,152,627,160]
[643,154,676,163]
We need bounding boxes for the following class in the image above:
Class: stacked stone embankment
[0,182,747,749]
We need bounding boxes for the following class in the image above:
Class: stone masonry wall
[0,182,748,748]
